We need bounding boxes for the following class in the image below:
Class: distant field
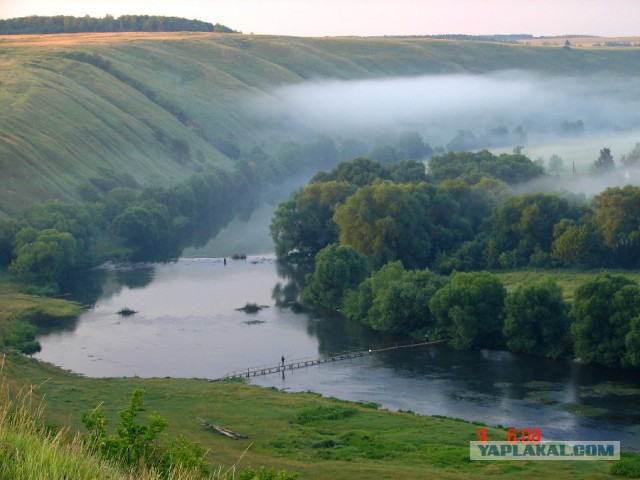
[518,36,640,48]
[497,268,640,302]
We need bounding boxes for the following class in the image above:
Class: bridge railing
[218,338,445,380]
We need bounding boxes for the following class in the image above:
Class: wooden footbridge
[210,339,446,382]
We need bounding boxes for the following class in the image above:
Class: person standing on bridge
[281,355,285,366]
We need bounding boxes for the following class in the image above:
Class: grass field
[496,268,640,302]
[1,352,623,480]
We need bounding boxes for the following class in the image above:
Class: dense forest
[271,142,640,370]
[0,15,236,34]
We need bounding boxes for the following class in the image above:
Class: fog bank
[259,71,640,147]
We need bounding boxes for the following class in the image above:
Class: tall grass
[0,356,208,479]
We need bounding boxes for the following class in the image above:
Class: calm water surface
[35,256,640,449]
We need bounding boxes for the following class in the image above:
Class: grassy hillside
[1,33,640,215]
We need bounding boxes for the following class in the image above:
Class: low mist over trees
[270,144,640,370]
[0,15,236,35]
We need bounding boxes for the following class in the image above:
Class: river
[34,224,640,450]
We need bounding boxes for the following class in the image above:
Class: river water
[35,247,640,450]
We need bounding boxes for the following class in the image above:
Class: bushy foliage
[270,181,356,259]
[4,319,41,355]
[302,244,369,310]
[488,192,584,268]
[503,277,571,358]
[429,271,505,350]
[344,261,445,334]
[10,228,78,287]
[591,185,640,267]
[427,150,544,184]
[82,389,208,477]
[571,274,640,368]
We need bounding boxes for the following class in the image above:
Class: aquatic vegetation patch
[580,382,640,398]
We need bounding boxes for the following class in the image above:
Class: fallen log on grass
[197,417,248,439]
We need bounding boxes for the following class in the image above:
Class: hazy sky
[1,0,638,37]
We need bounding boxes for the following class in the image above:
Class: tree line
[271,145,640,369]
[0,134,374,294]
[0,15,236,35]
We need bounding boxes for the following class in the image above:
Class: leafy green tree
[22,201,97,266]
[489,192,583,267]
[551,219,605,267]
[333,182,432,269]
[548,154,564,172]
[368,145,399,164]
[310,157,384,187]
[625,316,640,368]
[591,185,640,266]
[395,131,432,160]
[270,181,356,259]
[0,219,17,266]
[344,261,444,334]
[572,274,640,368]
[503,278,570,358]
[10,228,78,286]
[104,187,138,221]
[384,159,428,183]
[429,271,505,349]
[428,150,544,185]
[302,244,369,310]
[590,147,615,175]
[446,130,480,152]
[111,200,171,259]
[311,157,427,186]
[620,143,640,167]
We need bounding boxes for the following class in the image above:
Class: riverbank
[1,352,625,479]
[3,267,640,478]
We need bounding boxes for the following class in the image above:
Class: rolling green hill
[1,32,640,216]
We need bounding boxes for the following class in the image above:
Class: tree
[590,147,615,175]
[302,244,369,310]
[427,150,544,185]
[0,219,17,266]
[111,200,171,258]
[270,181,356,259]
[395,131,432,160]
[10,228,78,286]
[344,261,444,334]
[590,185,640,266]
[620,143,640,168]
[429,271,505,349]
[310,157,384,187]
[333,182,434,269]
[22,201,97,266]
[551,219,605,267]
[489,192,583,267]
[503,277,570,358]
[548,154,563,172]
[571,274,640,368]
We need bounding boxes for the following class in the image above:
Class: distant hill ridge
[1,32,640,216]
[0,14,237,35]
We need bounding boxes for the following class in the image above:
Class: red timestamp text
[476,427,542,443]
